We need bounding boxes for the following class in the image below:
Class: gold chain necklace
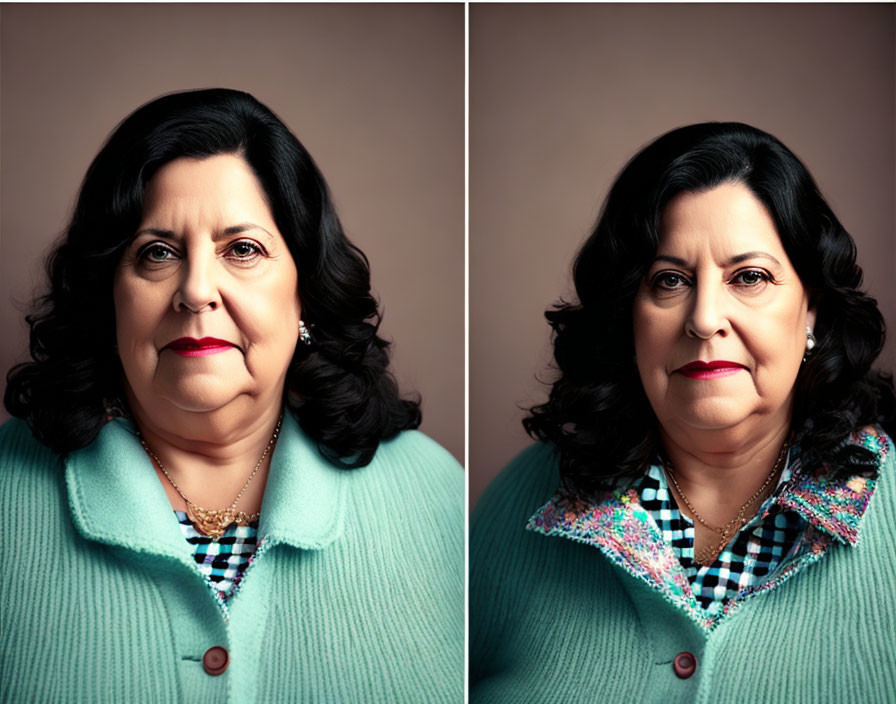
[138,413,283,541]
[665,442,788,565]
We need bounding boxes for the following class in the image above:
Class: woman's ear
[806,290,818,331]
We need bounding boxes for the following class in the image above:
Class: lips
[165,337,236,358]
[675,360,746,380]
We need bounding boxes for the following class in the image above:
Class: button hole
[181,655,202,662]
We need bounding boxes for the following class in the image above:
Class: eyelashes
[731,269,770,287]
[649,268,776,294]
[138,243,177,263]
[228,240,265,260]
[135,239,267,267]
[651,271,690,291]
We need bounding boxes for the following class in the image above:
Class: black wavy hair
[5,88,421,466]
[525,122,895,494]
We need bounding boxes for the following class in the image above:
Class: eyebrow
[652,251,784,268]
[133,223,275,241]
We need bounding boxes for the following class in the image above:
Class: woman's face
[113,154,301,421]
[632,182,815,440]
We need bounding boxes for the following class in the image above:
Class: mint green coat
[471,429,896,703]
[1,415,463,703]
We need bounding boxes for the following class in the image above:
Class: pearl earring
[803,326,816,362]
[299,320,312,346]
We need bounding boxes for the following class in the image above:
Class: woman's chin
[667,401,754,432]
[154,377,253,414]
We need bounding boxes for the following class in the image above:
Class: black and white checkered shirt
[175,510,259,602]
[636,461,804,616]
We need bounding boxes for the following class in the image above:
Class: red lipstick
[165,337,235,357]
[675,360,745,380]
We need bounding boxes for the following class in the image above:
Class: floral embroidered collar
[526,426,889,630]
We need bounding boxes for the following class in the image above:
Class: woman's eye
[732,269,769,287]
[652,271,690,291]
[227,240,264,260]
[140,243,177,263]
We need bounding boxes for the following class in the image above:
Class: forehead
[141,154,275,228]
[658,182,788,262]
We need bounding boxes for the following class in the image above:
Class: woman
[1,89,463,703]
[471,123,896,701]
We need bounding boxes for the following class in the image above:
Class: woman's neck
[659,422,791,530]
[129,400,284,515]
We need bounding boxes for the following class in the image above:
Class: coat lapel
[66,413,346,562]
[257,412,346,550]
[527,485,707,626]
[777,427,887,546]
[66,418,191,563]
[526,426,888,631]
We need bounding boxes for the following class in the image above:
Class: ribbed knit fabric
[471,438,896,703]
[0,414,463,703]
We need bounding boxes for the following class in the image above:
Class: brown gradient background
[0,4,464,463]
[471,4,896,505]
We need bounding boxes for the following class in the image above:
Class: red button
[203,646,229,676]
[673,651,697,679]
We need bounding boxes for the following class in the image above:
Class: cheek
[747,303,808,389]
[633,301,668,404]
[113,279,164,343]
[113,279,146,349]
[241,280,301,353]
[632,297,653,356]
[633,299,679,370]
[112,275,173,386]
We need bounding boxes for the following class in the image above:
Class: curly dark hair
[525,122,895,494]
[5,88,421,466]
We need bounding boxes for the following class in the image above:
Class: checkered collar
[65,412,346,563]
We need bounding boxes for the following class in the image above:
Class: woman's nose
[172,256,222,314]
[685,281,730,339]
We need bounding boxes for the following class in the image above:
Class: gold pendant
[185,502,260,541]
[186,503,235,540]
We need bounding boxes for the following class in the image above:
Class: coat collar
[776,427,888,545]
[529,426,888,547]
[526,427,889,629]
[65,412,345,562]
